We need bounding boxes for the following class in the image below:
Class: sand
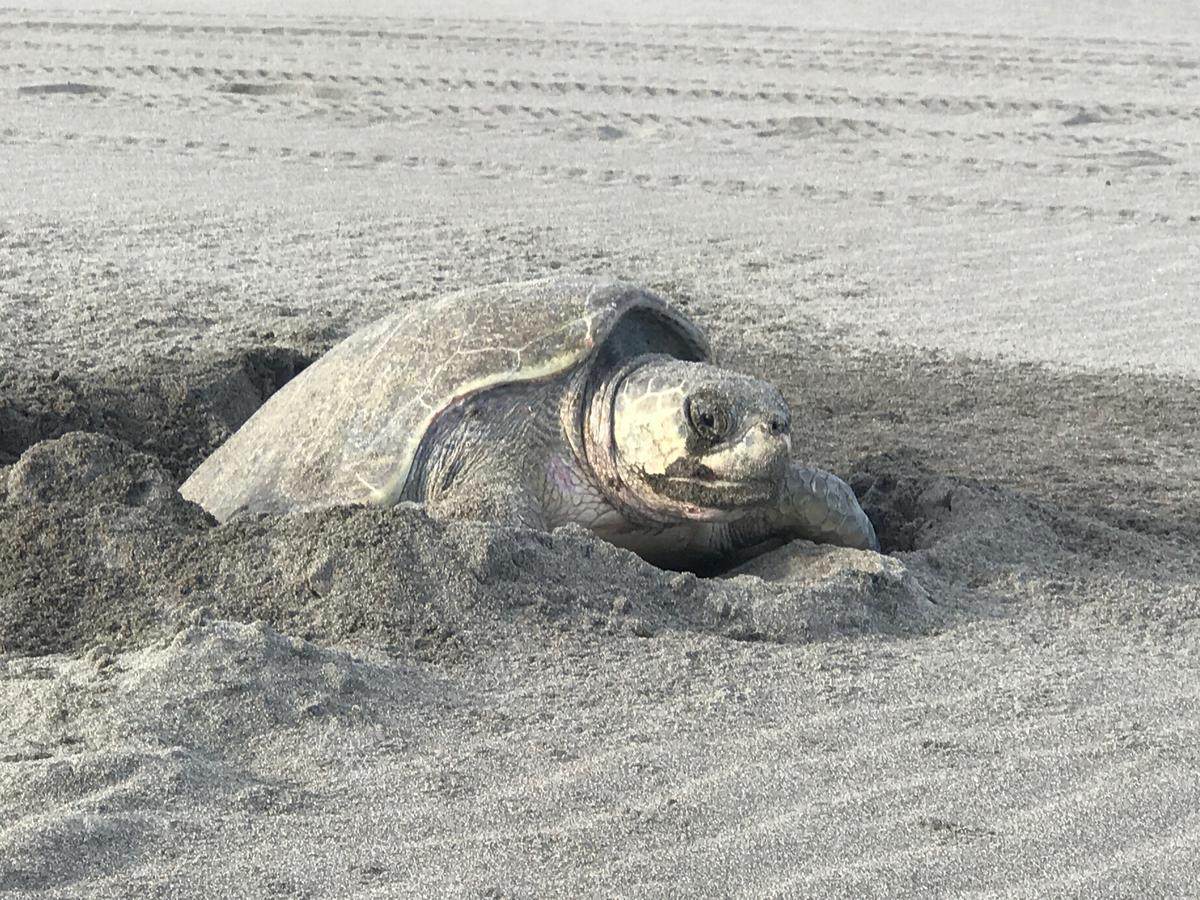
[1,2,1199,897]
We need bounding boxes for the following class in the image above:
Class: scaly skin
[408,353,880,567]
[542,355,879,566]
[545,458,879,570]
[728,464,880,553]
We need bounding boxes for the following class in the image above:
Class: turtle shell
[180,277,710,522]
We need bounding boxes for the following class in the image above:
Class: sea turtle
[181,277,879,568]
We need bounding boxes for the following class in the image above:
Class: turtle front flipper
[728,462,879,553]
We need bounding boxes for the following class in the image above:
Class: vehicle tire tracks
[4,55,1198,124]
[2,125,1189,225]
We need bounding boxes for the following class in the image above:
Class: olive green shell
[180,277,709,522]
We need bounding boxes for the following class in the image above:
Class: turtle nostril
[768,416,789,436]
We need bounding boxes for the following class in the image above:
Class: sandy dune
[1,3,1198,897]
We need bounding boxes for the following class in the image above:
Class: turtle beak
[705,422,789,487]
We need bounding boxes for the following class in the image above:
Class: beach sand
[1,2,1199,896]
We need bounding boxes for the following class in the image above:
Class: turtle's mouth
[653,474,778,517]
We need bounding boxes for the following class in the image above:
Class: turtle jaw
[648,473,781,521]
[581,354,794,526]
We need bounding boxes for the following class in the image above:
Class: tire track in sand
[7,63,1196,160]
[1,125,1190,226]
[3,54,1198,124]
[2,14,1196,71]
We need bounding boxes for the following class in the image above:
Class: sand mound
[6,410,1145,665]
[1,619,390,893]
[1,432,951,657]
[0,347,311,479]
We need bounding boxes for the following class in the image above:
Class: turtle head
[605,357,792,522]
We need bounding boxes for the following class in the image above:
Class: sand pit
[2,2,1199,897]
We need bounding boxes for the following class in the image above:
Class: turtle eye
[685,395,731,444]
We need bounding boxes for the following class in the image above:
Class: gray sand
[1,2,1199,897]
